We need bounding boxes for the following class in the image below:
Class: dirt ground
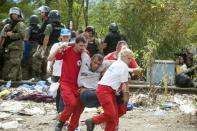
[0,100,196,131]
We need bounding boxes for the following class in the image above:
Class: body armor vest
[38,19,49,45]
[29,25,40,42]
[48,22,64,46]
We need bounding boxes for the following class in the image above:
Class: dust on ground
[0,93,196,131]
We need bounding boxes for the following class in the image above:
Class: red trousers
[118,103,127,117]
[93,85,119,131]
[59,83,84,131]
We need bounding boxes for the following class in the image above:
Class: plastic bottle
[5,80,12,88]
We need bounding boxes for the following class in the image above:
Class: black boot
[55,120,64,131]
[85,118,95,131]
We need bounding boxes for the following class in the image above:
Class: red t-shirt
[56,46,81,87]
[104,51,139,68]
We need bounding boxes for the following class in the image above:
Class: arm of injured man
[121,82,130,104]
[97,60,115,76]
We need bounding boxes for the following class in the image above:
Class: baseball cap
[60,28,71,36]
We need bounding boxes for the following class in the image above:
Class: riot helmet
[48,10,60,23]
[109,23,118,32]
[29,15,39,25]
[9,7,23,19]
[38,6,51,13]
[9,7,21,15]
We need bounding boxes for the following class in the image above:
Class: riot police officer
[22,15,40,79]
[43,10,64,47]
[0,7,26,80]
[37,5,50,44]
[103,23,126,55]
[43,10,64,79]
[33,9,64,80]
[31,6,51,80]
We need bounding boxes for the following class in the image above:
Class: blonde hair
[118,46,133,59]
[116,40,128,48]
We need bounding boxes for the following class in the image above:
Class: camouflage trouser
[0,48,5,79]
[2,41,24,81]
[21,41,38,80]
[31,45,51,80]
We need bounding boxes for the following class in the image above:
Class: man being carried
[78,53,111,108]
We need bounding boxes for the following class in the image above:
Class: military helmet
[109,23,118,32]
[85,26,95,33]
[9,7,21,16]
[48,10,60,22]
[38,6,51,13]
[29,15,39,25]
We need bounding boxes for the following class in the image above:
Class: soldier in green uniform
[33,9,64,80]
[22,15,40,79]
[0,18,11,79]
[42,10,64,79]
[32,6,50,80]
[0,7,26,80]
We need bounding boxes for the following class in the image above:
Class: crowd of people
[0,6,143,131]
[175,51,197,88]
[1,5,197,131]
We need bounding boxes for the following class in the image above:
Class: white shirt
[49,42,66,76]
[180,64,188,72]
[98,59,129,91]
[77,52,112,89]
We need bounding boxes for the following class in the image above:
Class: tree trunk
[75,0,84,30]
[67,0,73,29]
[0,0,6,5]
[45,0,51,5]
[84,0,89,27]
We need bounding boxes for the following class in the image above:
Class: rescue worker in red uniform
[48,35,87,131]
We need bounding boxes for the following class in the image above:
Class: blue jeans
[80,89,100,108]
[52,76,64,113]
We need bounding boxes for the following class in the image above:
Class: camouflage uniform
[32,24,53,79]
[31,17,49,79]
[1,21,25,80]
[32,10,63,80]
[44,23,64,55]
[0,20,4,32]
[44,23,63,79]
[22,25,40,80]
[32,23,63,79]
